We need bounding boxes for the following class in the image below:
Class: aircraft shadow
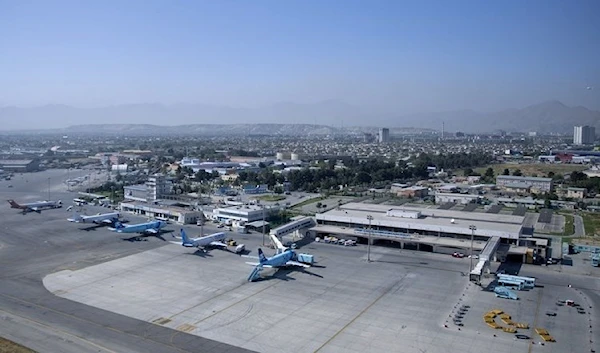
[185,250,214,258]
[121,233,169,242]
[253,266,324,282]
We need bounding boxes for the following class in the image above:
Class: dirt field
[0,337,36,353]
[476,163,587,177]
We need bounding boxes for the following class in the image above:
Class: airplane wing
[145,229,159,234]
[30,207,40,212]
[209,241,228,248]
[169,241,182,245]
[101,219,114,224]
[285,260,311,268]
[245,262,273,268]
[241,255,259,260]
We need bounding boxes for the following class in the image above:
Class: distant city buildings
[573,125,595,145]
[378,128,390,143]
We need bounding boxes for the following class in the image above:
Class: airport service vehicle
[235,244,246,254]
[515,334,530,340]
[170,229,227,251]
[8,199,62,213]
[452,252,465,258]
[68,212,120,225]
[109,220,167,235]
[245,248,311,282]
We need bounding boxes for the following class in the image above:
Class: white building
[574,125,595,145]
[435,192,481,205]
[123,174,172,202]
[213,204,283,223]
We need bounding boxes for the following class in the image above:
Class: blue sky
[1,0,599,112]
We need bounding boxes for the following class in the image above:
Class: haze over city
[1,0,599,130]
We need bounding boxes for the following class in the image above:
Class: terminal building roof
[316,202,524,240]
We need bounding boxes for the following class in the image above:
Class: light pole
[47,177,51,200]
[262,205,266,246]
[367,215,373,262]
[469,225,477,273]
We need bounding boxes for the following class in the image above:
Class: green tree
[484,167,495,179]
[463,168,474,177]
[512,169,522,176]
[502,168,510,175]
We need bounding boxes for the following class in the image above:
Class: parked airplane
[68,212,120,224]
[109,220,167,234]
[8,199,62,213]
[170,228,227,251]
[245,248,310,281]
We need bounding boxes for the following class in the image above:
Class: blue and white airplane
[109,220,167,234]
[170,228,227,251]
[245,248,310,282]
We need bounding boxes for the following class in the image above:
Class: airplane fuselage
[113,220,166,234]
[70,212,120,223]
[183,232,226,247]
[262,250,295,268]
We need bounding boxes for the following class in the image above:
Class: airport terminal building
[312,202,529,262]
[120,201,201,225]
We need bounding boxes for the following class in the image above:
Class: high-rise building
[574,125,595,145]
[378,128,390,143]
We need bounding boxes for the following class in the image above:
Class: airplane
[8,199,62,213]
[170,228,228,251]
[68,211,121,225]
[245,248,310,282]
[109,220,167,234]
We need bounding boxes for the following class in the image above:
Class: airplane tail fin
[7,200,21,209]
[114,222,125,229]
[257,248,268,264]
[180,228,189,244]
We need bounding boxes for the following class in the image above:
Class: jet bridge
[269,217,315,253]
[469,236,501,284]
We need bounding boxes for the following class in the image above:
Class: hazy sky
[1,0,599,113]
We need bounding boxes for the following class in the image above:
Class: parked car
[452,252,465,258]
[545,312,557,317]
[515,334,530,340]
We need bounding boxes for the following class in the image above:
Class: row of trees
[231,152,494,193]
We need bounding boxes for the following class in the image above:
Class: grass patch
[562,214,575,236]
[253,194,286,202]
[582,213,600,237]
[475,163,587,177]
[0,337,36,353]
[291,196,325,209]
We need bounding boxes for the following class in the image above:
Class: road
[0,170,255,353]
[574,214,585,237]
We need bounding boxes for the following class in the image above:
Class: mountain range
[1,100,598,134]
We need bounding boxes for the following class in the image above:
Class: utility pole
[47,177,51,200]
[367,215,373,262]
[469,225,477,274]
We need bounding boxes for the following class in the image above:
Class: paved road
[574,214,585,237]
[0,170,255,353]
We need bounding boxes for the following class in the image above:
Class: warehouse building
[496,175,553,193]
[312,202,529,262]
[0,159,40,172]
